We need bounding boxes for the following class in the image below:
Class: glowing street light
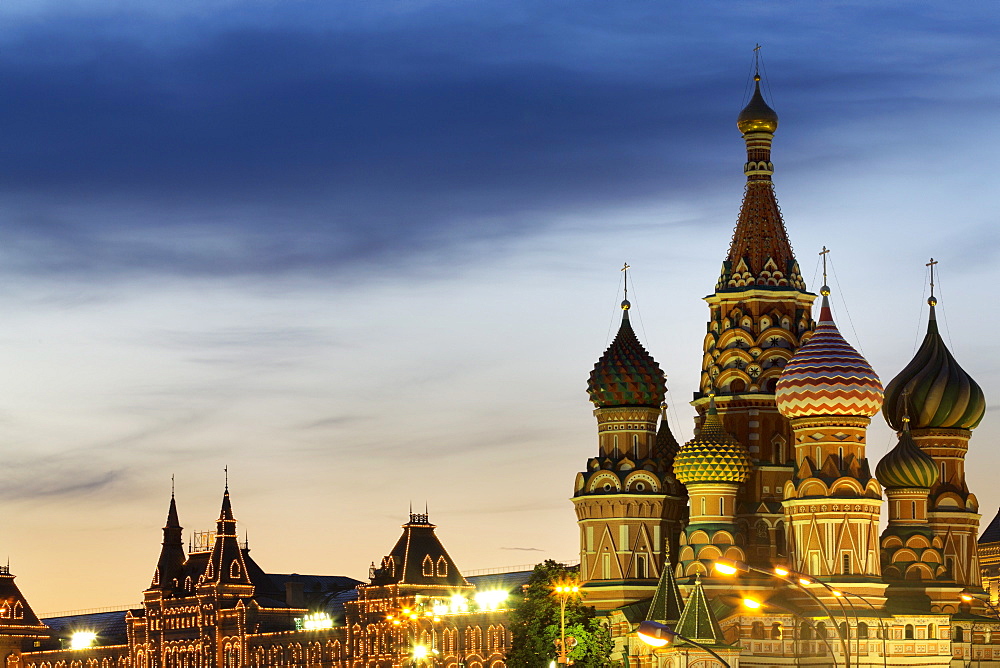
[635,621,731,667]
[70,632,98,650]
[552,581,581,665]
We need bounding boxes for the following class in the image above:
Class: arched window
[954,625,964,641]
[816,622,827,639]
[770,623,782,639]
[800,622,812,640]
[839,622,849,639]
[927,623,935,639]
[422,555,434,577]
[635,554,648,579]
[904,624,914,640]
[436,556,448,577]
[842,553,851,575]
[230,560,241,579]
[751,622,764,639]
[775,522,786,556]
[719,497,725,516]
[858,623,869,639]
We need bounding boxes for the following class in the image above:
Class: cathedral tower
[882,280,986,609]
[575,297,687,610]
[699,72,816,569]
[775,284,884,588]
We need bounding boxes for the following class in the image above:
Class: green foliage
[507,560,617,667]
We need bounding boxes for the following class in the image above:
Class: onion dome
[673,398,752,485]
[737,75,779,134]
[883,301,985,431]
[775,289,883,419]
[588,301,666,408]
[876,418,939,489]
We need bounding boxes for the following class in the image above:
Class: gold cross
[926,257,938,298]
[621,262,630,301]
[819,246,830,285]
[753,43,762,75]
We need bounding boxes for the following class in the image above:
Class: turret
[148,492,186,594]
[574,275,687,610]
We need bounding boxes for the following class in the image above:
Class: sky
[0,0,998,613]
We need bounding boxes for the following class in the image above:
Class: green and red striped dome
[775,295,883,419]
[875,420,938,489]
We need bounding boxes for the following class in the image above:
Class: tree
[507,560,616,667]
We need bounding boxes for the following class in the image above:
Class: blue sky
[0,0,998,612]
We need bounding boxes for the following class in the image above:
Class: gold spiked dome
[737,75,779,134]
[673,399,752,485]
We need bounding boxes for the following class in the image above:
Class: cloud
[500,546,544,552]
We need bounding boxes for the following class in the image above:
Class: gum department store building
[1,73,1000,667]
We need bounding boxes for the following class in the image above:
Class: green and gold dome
[587,301,667,408]
[737,75,779,134]
[883,301,986,431]
[875,418,939,489]
[673,399,752,485]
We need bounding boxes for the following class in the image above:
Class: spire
[204,484,254,594]
[150,488,186,591]
[882,261,985,430]
[654,402,680,466]
[719,55,804,293]
[674,576,726,645]
[646,549,683,624]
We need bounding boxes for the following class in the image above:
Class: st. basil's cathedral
[0,70,997,668]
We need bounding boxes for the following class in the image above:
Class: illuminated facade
[3,494,512,668]
[584,72,999,667]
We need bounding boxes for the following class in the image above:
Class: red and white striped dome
[775,295,883,419]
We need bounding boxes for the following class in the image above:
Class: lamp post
[636,621,732,668]
[736,596,839,666]
[714,558,849,667]
[552,581,580,665]
[962,592,1000,620]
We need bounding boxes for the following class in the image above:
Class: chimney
[285,581,305,608]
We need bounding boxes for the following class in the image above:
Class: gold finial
[819,246,831,296]
[621,262,631,310]
[926,257,938,306]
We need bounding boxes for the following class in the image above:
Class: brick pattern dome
[587,307,666,408]
[673,402,752,485]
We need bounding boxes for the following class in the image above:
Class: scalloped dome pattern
[775,301,883,419]
[876,423,939,489]
[673,407,752,485]
[588,312,666,408]
[883,306,985,431]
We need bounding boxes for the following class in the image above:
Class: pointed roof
[674,577,726,646]
[150,493,186,591]
[369,512,470,588]
[0,567,48,636]
[202,487,254,593]
[588,303,666,408]
[775,292,883,419]
[718,74,806,293]
[654,403,680,466]
[980,507,1000,545]
[883,301,985,431]
[646,559,683,624]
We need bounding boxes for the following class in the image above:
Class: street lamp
[713,559,848,667]
[636,621,731,668]
[961,591,1000,620]
[552,581,580,665]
